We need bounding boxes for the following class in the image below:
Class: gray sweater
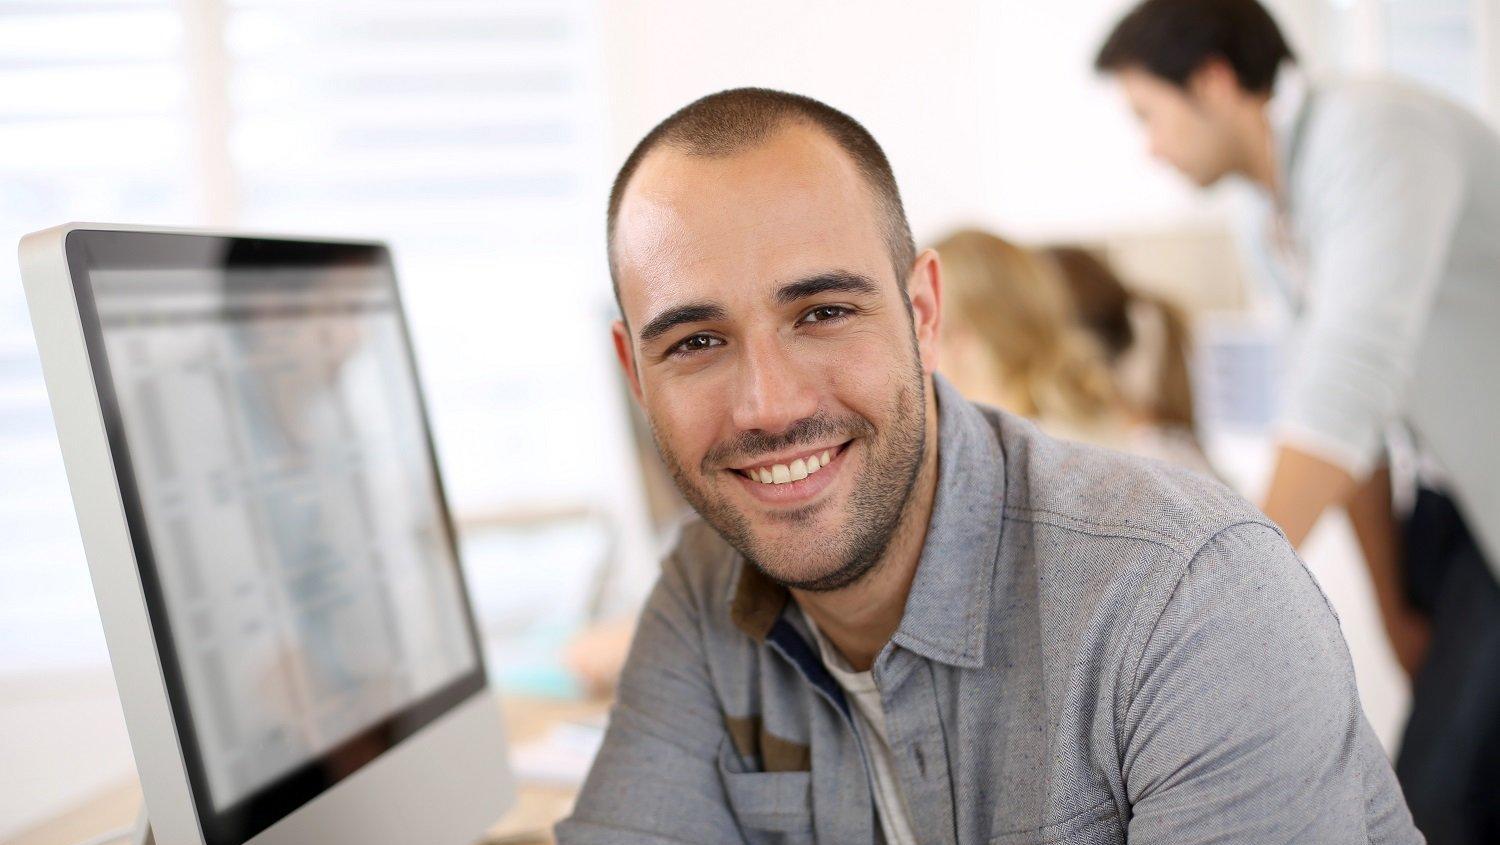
[559,376,1421,844]
[1242,72,1500,574]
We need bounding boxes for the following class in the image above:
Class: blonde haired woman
[934,229,1212,474]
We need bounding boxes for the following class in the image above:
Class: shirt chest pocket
[717,739,815,843]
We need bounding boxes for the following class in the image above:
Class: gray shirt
[1241,71,1500,573]
[557,375,1421,844]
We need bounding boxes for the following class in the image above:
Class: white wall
[0,673,134,839]
[599,0,1331,247]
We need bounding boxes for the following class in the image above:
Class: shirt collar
[729,374,1007,669]
[1268,63,1311,192]
[888,374,1005,668]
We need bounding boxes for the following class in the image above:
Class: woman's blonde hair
[934,229,1118,424]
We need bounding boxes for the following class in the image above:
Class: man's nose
[730,333,818,435]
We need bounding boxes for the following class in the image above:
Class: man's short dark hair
[606,87,916,311]
[1094,0,1295,94]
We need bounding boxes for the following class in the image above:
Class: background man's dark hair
[606,87,916,313]
[1094,0,1295,94]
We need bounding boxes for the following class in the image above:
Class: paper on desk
[509,720,606,787]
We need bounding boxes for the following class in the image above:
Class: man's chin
[744,541,879,593]
[1190,166,1231,188]
[756,561,864,594]
[751,557,844,590]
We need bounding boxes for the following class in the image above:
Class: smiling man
[555,88,1421,844]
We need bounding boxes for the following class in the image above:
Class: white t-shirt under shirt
[799,608,919,845]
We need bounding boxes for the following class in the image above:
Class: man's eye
[800,305,851,324]
[670,334,723,356]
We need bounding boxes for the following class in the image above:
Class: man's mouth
[731,441,850,485]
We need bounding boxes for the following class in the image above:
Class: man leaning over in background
[556,87,1421,844]
[1096,2,1500,842]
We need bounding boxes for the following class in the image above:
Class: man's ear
[906,248,942,377]
[1186,57,1242,107]
[612,319,645,405]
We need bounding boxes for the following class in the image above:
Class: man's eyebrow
[775,271,880,305]
[637,302,728,345]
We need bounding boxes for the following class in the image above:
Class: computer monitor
[18,224,515,845]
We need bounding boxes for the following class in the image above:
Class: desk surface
[1,694,605,845]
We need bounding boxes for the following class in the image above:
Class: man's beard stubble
[651,355,928,594]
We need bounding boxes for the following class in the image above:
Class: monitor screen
[64,230,485,845]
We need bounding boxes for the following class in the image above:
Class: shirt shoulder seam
[1117,519,1284,741]
[1001,503,1266,560]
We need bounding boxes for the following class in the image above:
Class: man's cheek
[825,329,906,385]
[656,406,710,470]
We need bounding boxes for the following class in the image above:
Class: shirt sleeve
[555,554,746,845]
[1277,98,1466,476]
[1120,521,1420,844]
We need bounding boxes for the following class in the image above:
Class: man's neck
[1238,94,1281,197]
[791,386,942,673]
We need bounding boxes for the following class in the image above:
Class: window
[1385,0,1481,109]
[0,0,194,675]
[0,0,652,688]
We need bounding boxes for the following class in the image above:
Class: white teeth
[744,447,839,485]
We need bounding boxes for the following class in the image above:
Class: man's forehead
[613,124,889,321]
